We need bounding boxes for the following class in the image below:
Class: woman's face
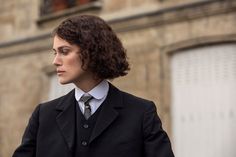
[52,35,92,86]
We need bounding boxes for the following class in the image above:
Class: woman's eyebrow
[52,46,71,51]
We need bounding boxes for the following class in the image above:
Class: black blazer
[12,84,174,157]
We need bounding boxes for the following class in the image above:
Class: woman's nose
[53,54,62,66]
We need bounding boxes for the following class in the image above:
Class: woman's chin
[58,79,71,85]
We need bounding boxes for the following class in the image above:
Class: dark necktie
[80,95,93,120]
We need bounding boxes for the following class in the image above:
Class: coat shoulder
[120,90,156,111]
[39,89,75,112]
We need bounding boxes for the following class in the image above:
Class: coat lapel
[89,84,123,143]
[55,90,76,151]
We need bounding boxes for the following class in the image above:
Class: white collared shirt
[75,80,109,115]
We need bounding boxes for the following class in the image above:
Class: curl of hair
[53,15,130,79]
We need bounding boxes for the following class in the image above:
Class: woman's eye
[61,49,69,55]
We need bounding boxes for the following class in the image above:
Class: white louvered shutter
[170,44,236,157]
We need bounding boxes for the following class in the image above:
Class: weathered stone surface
[0,0,236,156]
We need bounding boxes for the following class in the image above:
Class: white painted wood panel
[170,44,236,157]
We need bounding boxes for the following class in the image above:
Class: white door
[170,44,236,157]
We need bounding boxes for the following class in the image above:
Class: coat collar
[55,89,76,151]
[89,83,123,143]
[55,89,76,111]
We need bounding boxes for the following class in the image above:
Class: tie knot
[80,95,93,103]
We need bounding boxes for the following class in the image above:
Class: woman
[13,15,174,157]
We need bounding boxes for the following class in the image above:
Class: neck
[75,78,103,93]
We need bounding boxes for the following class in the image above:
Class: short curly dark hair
[53,15,130,80]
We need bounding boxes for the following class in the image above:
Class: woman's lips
[57,70,65,75]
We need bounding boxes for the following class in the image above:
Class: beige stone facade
[0,0,236,156]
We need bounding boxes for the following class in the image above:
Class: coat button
[81,141,88,146]
[83,124,89,129]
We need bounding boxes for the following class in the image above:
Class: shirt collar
[75,80,109,102]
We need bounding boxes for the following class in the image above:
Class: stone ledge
[109,0,236,32]
[161,34,236,54]
[0,33,51,59]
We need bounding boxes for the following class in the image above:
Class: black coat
[12,84,174,157]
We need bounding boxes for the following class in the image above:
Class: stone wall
[0,0,236,156]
